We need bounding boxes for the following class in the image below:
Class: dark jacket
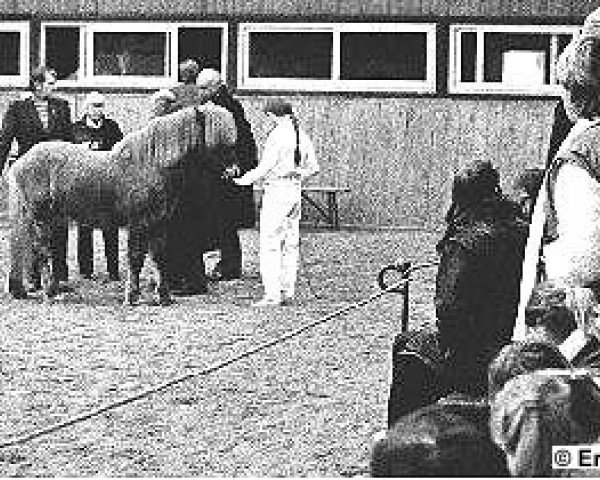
[73,116,123,152]
[209,85,257,230]
[435,195,528,395]
[0,95,73,171]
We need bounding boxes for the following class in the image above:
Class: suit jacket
[0,95,73,171]
[72,116,123,152]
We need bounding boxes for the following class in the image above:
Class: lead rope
[0,278,409,450]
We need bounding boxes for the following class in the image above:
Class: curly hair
[556,36,600,119]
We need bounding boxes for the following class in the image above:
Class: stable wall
[0,91,554,228]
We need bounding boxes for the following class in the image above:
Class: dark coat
[72,116,123,152]
[0,96,73,171]
[435,195,528,395]
[209,86,257,230]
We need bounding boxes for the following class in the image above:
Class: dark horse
[6,103,237,305]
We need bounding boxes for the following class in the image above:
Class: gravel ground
[0,223,438,477]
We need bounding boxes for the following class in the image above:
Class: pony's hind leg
[36,221,60,301]
[148,233,173,306]
[7,219,28,299]
[125,225,147,305]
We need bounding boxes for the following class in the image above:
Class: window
[0,22,30,86]
[449,24,579,95]
[41,22,228,88]
[238,23,436,92]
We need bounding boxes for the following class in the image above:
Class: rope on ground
[0,278,409,450]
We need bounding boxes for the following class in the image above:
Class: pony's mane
[112,103,236,169]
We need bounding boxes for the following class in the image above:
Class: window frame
[448,23,580,96]
[40,21,228,89]
[0,21,30,87]
[237,22,437,93]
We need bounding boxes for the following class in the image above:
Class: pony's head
[112,103,237,169]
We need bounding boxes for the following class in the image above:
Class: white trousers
[259,182,301,300]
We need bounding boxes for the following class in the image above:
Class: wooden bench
[301,186,350,230]
[253,185,350,230]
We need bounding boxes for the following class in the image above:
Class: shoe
[207,265,241,282]
[171,284,208,296]
[252,297,282,307]
[108,273,120,282]
[281,292,294,306]
[80,272,93,280]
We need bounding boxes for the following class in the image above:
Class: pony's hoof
[150,294,173,306]
[124,290,141,306]
[8,279,28,299]
[44,283,60,298]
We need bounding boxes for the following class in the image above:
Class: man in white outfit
[234,99,319,306]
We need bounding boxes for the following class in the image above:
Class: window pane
[178,27,222,74]
[0,32,20,76]
[460,31,477,82]
[484,32,551,85]
[340,32,427,80]
[45,27,80,80]
[93,32,166,76]
[249,32,332,79]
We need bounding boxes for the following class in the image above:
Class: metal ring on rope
[0,277,410,450]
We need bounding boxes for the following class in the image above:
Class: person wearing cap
[0,65,73,290]
[152,59,214,296]
[196,68,258,282]
[234,99,319,306]
[72,91,124,281]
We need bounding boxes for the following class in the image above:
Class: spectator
[72,91,124,281]
[0,66,73,290]
[487,340,570,402]
[372,401,508,477]
[196,68,258,281]
[387,161,528,427]
[525,281,600,369]
[513,167,545,222]
[490,370,600,477]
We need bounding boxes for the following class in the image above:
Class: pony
[6,103,237,305]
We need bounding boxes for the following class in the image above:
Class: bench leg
[326,192,339,230]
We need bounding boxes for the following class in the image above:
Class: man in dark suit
[196,68,257,281]
[0,66,74,286]
[152,59,214,295]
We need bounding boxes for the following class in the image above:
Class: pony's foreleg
[125,225,148,305]
[148,232,172,306]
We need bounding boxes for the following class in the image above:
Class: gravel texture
[0,224,438,477]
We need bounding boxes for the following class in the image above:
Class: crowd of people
[374,7,600,477]
[0,59,318,306]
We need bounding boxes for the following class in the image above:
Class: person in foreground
[233,99,319,306]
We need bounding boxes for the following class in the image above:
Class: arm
[233,132,280,186]
[299,131,319,180]
[0,104,17,172]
